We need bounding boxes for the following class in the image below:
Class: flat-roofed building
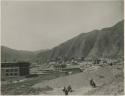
[53,64,66,71]
[1,62,30,79]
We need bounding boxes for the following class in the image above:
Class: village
[1,57,118,81]
[1,56,123,95]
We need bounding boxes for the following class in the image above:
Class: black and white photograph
[1,0,124,95]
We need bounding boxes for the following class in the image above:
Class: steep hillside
[1,20,124,63]
[33,20,124,62]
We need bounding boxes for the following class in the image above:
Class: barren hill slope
[33,20,124,63]
[1,20,124,63]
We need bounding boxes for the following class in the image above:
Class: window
[6,73,9,76]
[14,73,17,76]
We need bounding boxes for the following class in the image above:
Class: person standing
[62,87,69,95]
[90,79,96,88]
[67,85,73,92]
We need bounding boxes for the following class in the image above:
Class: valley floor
[1,62,124,95]
[33,63,124,95]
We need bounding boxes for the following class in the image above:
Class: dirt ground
[1,62,124,95]
[33,63,124,95]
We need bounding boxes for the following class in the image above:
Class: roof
[1,62,30,67]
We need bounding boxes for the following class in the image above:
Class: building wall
[1,62,30,79]
[19,67,30,76]
[1,67,19,79]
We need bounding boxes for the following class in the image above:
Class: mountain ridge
[1,20,124,63]
[33,20,124,63]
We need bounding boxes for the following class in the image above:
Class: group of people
[62,79,96,95]
[62,85,73,95]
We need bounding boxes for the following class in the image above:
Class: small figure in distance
[62,87,69,95]
[110,63,113,66]
[67,85,73,92]
[90,78,96,88]
[63,87,66,92]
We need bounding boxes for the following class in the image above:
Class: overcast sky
[1,0,124,51]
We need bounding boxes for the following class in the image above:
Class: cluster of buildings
[1,56,119,80]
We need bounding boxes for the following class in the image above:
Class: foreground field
[33,63,124,95]
[1,63,124,95]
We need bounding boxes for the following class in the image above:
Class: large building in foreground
[1,62,30,78]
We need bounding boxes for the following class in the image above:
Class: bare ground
[33,64,124,95]
[1,63,124,95]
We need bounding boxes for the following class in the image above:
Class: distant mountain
[1,46,35,62]
[1,20,124,63]
[32,20,124,63]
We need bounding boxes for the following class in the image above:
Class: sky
[1,0,124,51]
